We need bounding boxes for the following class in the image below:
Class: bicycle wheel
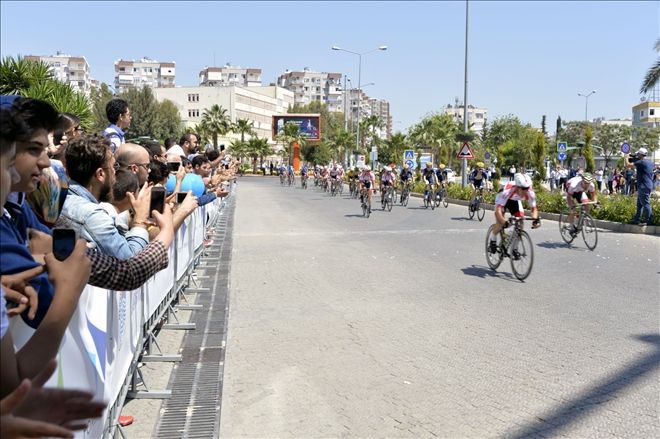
[387,191,393,212]
[485,225,504,270]
[442,190,449,208]
[558,210,575,244]
[431,192,436,210]
[510,231,534,281]
[477,197,486,221]
[366,198,371,218]
[423,193,429,208]
[468,200,475,219]
[402,189,409,207]
[581,214,598,250]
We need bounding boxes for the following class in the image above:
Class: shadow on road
[505,333,660,438]
[460,265,517,282]
[451,217,474,221]
[536,241,570,250]
[344,214,368,218]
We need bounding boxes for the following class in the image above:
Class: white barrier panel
[8,198,224,438]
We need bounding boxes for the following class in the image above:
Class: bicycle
[381,185,395,212]
[301,174,308,189]
[400,182,412,206]
[436,184,449,208]
[279,174,286,186]
[423,184,436,210]
[485,216,536,281]
[349,179,359,198]
[468,187,486,221]
[287,173,294,186]
[360,188,372,218]
[558,201,598,250]
[330,178,340,196]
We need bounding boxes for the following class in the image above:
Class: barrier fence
[9,196,226,438]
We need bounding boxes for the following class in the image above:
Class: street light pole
[577,90,596,122]
[461,0,469,188]
[332,45,387,165]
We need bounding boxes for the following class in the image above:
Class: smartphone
[176,192,187,204]
[150,187,166,217]
[167,161,181,173]
[52,228,77,261]
[220,144,225,152]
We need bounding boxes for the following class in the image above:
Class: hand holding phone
[167,161,181,173]
[52,228,77,261]
[176,192,187,204]
[150,187,166,218]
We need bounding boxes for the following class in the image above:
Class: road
[221,176,659,438]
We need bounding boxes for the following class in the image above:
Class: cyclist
[399,164,414,201]
[278,163,287,184]
[347,166,360,193]
[320,165,329,189]
[488,173,541,253]
[564,172,598,234]
[421,162,438,201]
[300,163,309,185]
[469,162,488,211]
[329,163,341,192]
[436,163,448,189]
[359,165,376,211]
[380,166,397,204]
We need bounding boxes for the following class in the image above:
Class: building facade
[344,89,392,139]
[199,64,262,87]
[277,68,343,113]
[152,85,294,144]
[443,101,488,134]
[632,100,660,128]
[114,58,175,93]
[25,52,93,95]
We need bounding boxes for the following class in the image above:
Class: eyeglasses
[131,163,150,171]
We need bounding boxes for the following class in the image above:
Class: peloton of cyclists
[488,173,541,254]
[563,172,598,234]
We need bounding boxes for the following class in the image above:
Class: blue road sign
[558,152,567,161]
[484,152,491,160]
[621,142,630,154]
[405,159,417,170]
[404,150,415,160]
[557,142,567,152]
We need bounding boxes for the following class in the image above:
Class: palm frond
[640,58,660,94]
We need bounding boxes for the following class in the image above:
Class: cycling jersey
[436,170,447,182]
[359,171,375,189]
[381,172,395,184]
[470,169,486,187]
[495,181,537,209]
[400,170,413,181]
[565,176,595,195]
[422,169,437,184]
[329,168,340,178]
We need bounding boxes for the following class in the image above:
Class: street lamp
[332,45,387,162]
[577,90,596,122]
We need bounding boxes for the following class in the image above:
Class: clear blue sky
[1,1,658,132]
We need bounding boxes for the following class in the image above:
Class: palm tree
[245,137,274,172]
[381,132,408,164]
[330,129,354,163]
[233,118,257,143]
[0,56,53,95]
[201,104,231,148]
[641,39,660,94]
[276,122,306,165]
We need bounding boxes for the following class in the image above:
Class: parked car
[444,168,456,184]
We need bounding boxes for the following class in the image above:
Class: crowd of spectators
[0,96,238,437]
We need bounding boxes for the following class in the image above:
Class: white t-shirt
[167,144,185,157]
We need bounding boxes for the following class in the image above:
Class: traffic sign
[371,146,378,153]
[456,142,474,159]
[558,152,567,161]
[484,152,491,160]
[404,150,415,160]
[419,153,433,167]
[621,142,630,154]
[557,142,567,152]
[405,159,417,170]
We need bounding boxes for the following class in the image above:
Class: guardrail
[8,194,227,438]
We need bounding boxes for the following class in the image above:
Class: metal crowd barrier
[9,196,226,438]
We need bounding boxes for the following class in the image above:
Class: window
[475,113,484,119]
[119,67,125,72]
[651,109,655,116]
[187,94,200,102]
[641,110,645,117]
[133,68,138,72]
[188,109,200,118]
[304,78,309,83]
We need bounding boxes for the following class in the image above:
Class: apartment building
[114,58,175,93]
[443,101,488,134]
[152,85,294,144]
[199,64,262,87]
[632,100,660,128]
[277,68,343,113]
[344,88,392,139]
[24,52,93,95]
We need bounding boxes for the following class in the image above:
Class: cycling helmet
[364,165,371,171]
[514,173,532,188]
[581,172,594,183]
[439,164,446,170]
[477,162,485,168]
[426,162,433,168]
[384,166,392,172]
[403,164,409,170]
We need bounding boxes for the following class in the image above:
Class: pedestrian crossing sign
[404,150,415,160]
[456,143,474,159]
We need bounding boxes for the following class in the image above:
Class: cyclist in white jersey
[564,172,598,233]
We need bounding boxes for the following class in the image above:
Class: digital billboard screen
[272,114,321,141]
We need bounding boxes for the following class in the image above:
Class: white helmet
[364,165,371,171]
[384,166,392,172]
[514,173,532,189]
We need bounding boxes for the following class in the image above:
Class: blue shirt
[634,159,654,191]
[102,124,125,154]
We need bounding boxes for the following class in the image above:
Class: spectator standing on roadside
[116,143,151,186]
[509,165,516,181]
[624,166,635,195]
[625,147,654,226]
[102,99,130,154]
[595,167,604,192]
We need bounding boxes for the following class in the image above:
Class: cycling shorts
[569,191,589,203]
[499,199,524,218]
[382,180,393,187]
[362,181,372,189]
[473,178,484,188]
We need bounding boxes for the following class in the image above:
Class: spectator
[624,166,635,195]
[102,99,130,154]
[166,133,198,159]
[270,162,274,175]
[58,135,152,259]
[148,160,169,186]
[116,143,151,186]
[143,140,167,163]
[100,169,139,234]
[625,147,654,226]
[164,137,176,151]
[594,167,604,192]
[192,155,212,181]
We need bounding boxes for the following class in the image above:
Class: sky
[1,1,658,133]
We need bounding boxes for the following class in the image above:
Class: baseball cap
[635,147,648,156]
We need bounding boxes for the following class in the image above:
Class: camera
[628,156,638,163]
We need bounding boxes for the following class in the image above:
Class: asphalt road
[221,176,659,438]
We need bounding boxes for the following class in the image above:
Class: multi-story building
[24,52,93,95]
[199,64,262,87]
[632,100,660,128]
[594,117,633,127]
[344,88,392,139]
[114,58,175,93]
[443,100,488,134]
[277,68,343,113]
[152,85,294,144]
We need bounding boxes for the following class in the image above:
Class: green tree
[330,129,354,163]
[152,99,182,141]
[541,115,547,137]
[555,115,562,143]
[533,131,547,184]
[594,124,631,168]
[118,86,160,139]
[379,132,408,164]
[301,141,332,165]
[201,104,231,148]
[233,118,256,143]
[583,125,595,172]
[0,56,53,95]
[276,122,306,165]
[408,113,459,166]
[89,83,114,134]
[640,38,660,94]
[243,137,273,172]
